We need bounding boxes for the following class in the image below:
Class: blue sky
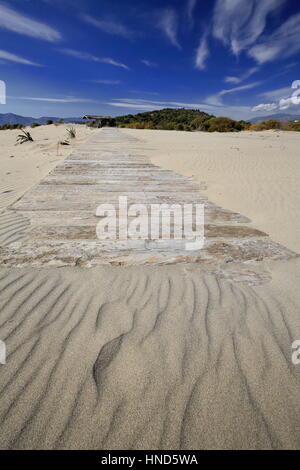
[0,0,300,119]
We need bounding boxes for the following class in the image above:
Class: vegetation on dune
[54,118,64,125]
[201,117,250,132]
[112,108,250,132]
[66,127,76,139]
[16,129,34,144]
[112,108,300,132]
[287,121,300,131]
[249,119,300,131]
[115,108,213,131]
[0,123,25,130]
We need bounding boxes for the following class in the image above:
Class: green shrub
[205,117,240,132]
[54,119,64,125]
[287,121,300,131]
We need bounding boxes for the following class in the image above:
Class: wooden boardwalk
[0,128,296,267]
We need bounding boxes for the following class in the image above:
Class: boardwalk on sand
[0,128,296,268]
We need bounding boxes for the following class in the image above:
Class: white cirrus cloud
[0,49,41,66]
[252,103,278,112]
[59,49,129,70]
[213,0,285,55]
[141,59,158,68]
[195,32,209,70]
[219,82,262,96]
[206,81,262,106]
[81,14,132,38]
[224,67,259,84]
[0,3,61,41]
[279,95,300,110]
[259,86,291,101]
[88,79,121,85]
[107,102,163,110]
[187,0,197,26]
[249,12,300,63]
[18,96,96,103]
[252,81,300,111]
[157,8,181,49]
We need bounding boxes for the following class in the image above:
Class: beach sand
[0,126,300,449]
[0,124,97,212]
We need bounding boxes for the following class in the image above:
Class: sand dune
[0,127,300,449]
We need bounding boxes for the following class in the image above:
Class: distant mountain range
[250,113,300,123]
[0,113,84,125]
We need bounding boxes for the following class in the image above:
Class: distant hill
[115,108,212,127]
[114,108,249,132]
[0,113,84,125]
[250,113,300,123]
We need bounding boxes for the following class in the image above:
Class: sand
[121,128,300,253]
[0,126,300,449]
[0,124,97,212]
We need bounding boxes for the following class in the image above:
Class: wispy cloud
[81,14,132,38]
[213,0,285,55]
[18,96,95,103]
[278,97,300,110]
[157,9,181,49]
[0,3,61,41]
[252,80,300,112]
[108,97,209,109]
[87,79,121,85]
[206,81,262,106]
[249,12,300,63]
[252,103,278,112]
[252,81,300,112]
[259,86,291,101]
[195,32,209,70]
[59,49,129,70]
[129,90,160,96]
[141,59,158,68]
[220,82,261,96]
[186,0,197,27]
[107,102,162,110]
[225,67,259,84]
[0,49,41,66]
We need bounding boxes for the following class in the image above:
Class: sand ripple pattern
[0,211,30,247]
[0,266,300,450]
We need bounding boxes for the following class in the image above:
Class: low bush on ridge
[0,123,25,130]
[249,119,300,131]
